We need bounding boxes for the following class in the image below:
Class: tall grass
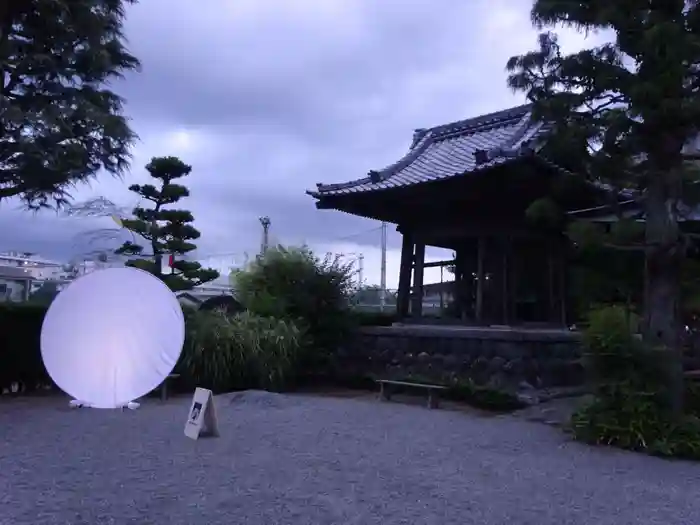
[177,310,305,393]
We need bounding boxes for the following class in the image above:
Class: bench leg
[160,381,168,402]
[428,391,439,409]
[380,383,391,401]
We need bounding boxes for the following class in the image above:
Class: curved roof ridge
[308,103,543,197]
[314,128,436,192]
[429,103,533,138]
[364,104,536,186]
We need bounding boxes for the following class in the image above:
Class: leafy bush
[233,246,356,372]
[581,305,663,396]
[445,379,526,412]
[0,304,51,392]
[177,310,305,393]
[571,305,700,459]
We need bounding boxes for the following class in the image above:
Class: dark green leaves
[1,0,140,208]
[114,156,220,292]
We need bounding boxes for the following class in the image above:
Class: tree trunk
[644,177,684,415]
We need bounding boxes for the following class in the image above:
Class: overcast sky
[4,0,606,287]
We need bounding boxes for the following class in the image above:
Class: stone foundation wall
[332,325,584,390]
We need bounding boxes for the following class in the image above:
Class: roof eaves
[312,128,437,195]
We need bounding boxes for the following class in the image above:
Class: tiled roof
[308,104,553,198]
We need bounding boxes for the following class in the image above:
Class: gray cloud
[1,0,606,284]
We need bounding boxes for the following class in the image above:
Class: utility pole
[379,221,387,311]
[259,216,271,255]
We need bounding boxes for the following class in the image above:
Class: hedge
[0,304,51,392]
[0,303,398,395]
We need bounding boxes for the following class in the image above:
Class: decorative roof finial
[411,128,428,148]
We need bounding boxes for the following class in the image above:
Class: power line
[328,226,383,243]
[195,251,245,259]
[190,225,385,262]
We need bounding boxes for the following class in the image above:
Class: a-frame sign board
[184,387,220,440]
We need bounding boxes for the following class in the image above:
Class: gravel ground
[1,391,700,525]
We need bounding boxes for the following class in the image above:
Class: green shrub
[233,246,356,371]
[0,304,51,392]
[445,379,526,412]
[571,305,700,459]
[582,305,665,397]
[177,310,305,393]
[571,388,700,458]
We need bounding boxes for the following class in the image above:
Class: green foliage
[444,379,526,412]
[525,197,565,229]
[506,11,700,193]
[177,310,305,393]
[571,305,700,459]
[567,222,605,251]
[234,246,356,366]
[1,0,140,208]
[507,1,700,410]
[115,156,219,291]
[567,224,644,321]
[681,257,700,319]
[0,304,50,391]
[581,306,659,393]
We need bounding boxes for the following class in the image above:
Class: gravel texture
[1,391,700,525]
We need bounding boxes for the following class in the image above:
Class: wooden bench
[684,370,700,381]
[159,374,180,401]
[376,379,448,409]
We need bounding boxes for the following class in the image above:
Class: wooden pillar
[510,238,519,324]
[547,237,568,325]
[396,231,414,319]
[454,248,465,320]
[502,237,510,325]
[559,248,567,326]
[475,236,486,323]
[412,242,426,317]
[547,239,556,323]
[554,238,568,326]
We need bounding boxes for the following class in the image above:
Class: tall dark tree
[0,0,140,208]
[115,156,220,292]
[506,1,700,413]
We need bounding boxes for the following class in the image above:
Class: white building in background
[0,265,35,302]
[0,250,235,303]
[0,251,125,297]
[0,251,65,280]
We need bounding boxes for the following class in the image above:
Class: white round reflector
[40,267,185,409]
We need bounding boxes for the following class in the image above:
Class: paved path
[0,391,699,525]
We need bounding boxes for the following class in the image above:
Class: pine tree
[1,0,140,208]
[115,156,220,291]
[506,1,700,413]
